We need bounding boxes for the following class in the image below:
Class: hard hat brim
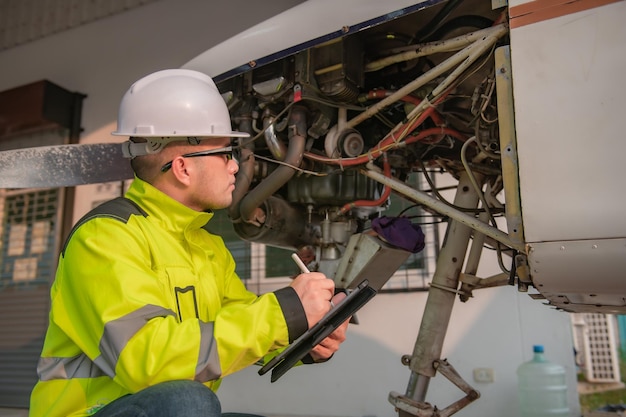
[111,131,250,138]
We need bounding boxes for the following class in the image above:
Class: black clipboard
[258,279,377,382]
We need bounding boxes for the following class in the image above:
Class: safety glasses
[160,145,240,172]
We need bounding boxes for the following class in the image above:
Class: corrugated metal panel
[0,0,160,52]
[0,288,50,407]
[0,176,62,407]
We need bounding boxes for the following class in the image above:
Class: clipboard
[258,279,377,382]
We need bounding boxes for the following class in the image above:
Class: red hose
[338,153,392,215]
[304,126,467,167]
[364,90,446,127]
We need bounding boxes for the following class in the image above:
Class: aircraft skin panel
[528,238,626,312]
[183,0,441,80]
[509,0,626,243]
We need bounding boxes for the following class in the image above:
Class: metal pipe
[229,111,255,223]
[361,168,525,252]
[263,114,288,161]
[228,148,255,223]
[239,106,307,226]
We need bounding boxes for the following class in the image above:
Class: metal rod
[361,168,525,252]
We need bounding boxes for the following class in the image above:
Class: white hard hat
[112,69,248,139]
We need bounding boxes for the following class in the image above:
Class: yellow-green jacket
[30,178,308,416]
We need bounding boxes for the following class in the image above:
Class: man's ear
[170,157,193,186]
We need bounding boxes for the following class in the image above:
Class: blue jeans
[92,380,264,417]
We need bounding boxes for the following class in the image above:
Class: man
[29,69,348,416]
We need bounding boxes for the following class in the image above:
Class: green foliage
[579,355,626,414]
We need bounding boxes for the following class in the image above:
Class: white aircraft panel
[183,0,431,77]
[528,238,626,311]
[509,2,626,242]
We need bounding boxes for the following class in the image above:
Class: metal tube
[399,24,508,131]
[263,116,288,161]
[347,24,508,130]
[239,107,307,226]
[229,113,255,223]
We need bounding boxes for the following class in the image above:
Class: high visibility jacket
[30,178,308,417]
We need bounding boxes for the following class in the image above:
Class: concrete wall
[0,1,580,416]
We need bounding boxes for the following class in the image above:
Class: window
[0,188,60,289]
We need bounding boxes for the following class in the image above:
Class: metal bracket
[389,360,480,417]
[429,282,464,295]
[514,253,531,292]
[459,272,510,300]
[389,391,437,417]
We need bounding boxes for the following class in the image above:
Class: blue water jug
[517,345,570,417]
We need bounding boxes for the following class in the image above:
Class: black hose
[424,15,494,42]
[412,0,464,43]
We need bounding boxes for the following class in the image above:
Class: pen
[291,253,310,273]
[291,253,335,308]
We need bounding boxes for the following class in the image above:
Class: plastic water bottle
[517,345,570,417]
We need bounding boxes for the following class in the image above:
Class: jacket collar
[125,177,214,234]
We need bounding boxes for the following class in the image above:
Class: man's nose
[228,158,239,174]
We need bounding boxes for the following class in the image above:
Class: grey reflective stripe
[93,355,116,378]
[98,304,177,372]
[195,321,221,382]
[39,304,176,382]
[38,354,108,381]
[38,305,219,382]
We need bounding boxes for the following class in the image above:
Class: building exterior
[1,0,610,415]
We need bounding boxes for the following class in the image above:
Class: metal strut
[389,172,484,416]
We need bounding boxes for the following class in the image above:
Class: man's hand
[310,292,349,361]
[289,272,334,327]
